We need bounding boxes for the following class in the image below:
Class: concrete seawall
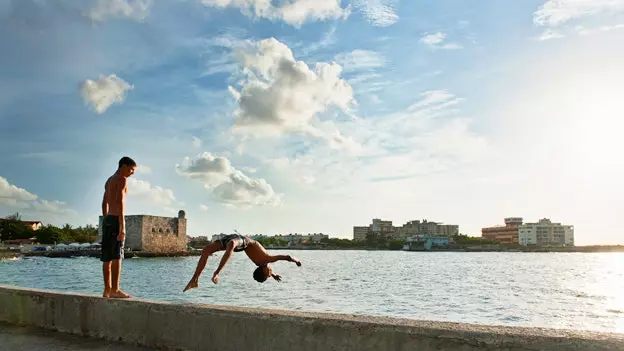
[0,285,622,351]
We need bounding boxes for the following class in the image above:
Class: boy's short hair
[118,156,136,169]
[253,266,269,283]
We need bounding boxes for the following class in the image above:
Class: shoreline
[12,244,624,259]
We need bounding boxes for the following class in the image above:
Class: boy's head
[253,265,272,283]
[118,156,136,178]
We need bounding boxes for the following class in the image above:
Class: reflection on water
[1,251,623,333]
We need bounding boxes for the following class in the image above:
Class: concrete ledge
[0,285,622,351]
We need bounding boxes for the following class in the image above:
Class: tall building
[518,218,574,246]
[353,226,369,241]
[481,217,523,244]
[352,219,394,241]
[354,218,459,241]
[397,220,459,239]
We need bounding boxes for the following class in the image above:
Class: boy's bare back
[103,174,127,217]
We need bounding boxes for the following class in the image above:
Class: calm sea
[1,251,623,333]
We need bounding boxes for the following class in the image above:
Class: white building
[518,218,574,246]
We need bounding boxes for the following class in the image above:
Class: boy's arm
[118,177,127,233]
[213,240,237,278]
[101,193,108,216]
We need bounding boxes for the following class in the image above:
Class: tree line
[0,213,98,245]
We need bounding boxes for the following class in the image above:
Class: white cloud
[89,0,152,22]
[300,175,316,184]
[352,0,399,27]
[200,0,350,27]
[259,89,487,191]
[30,200,75,215]
[228,37,358,152]
[176,152,281,207]
[575,23,624,35]
[334,50,386,72]
[534,29,565,41]
[199,204,209,211]
[192,136,202,148]
[127,178,177,206]
[135,164,152,174]
[420,32,463,50]
[80,74,133,114]
[534,0,624,28]
[0,176,75,215]
[0,176,37,206]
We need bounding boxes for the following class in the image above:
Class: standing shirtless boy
[101,156,136,298]
[183,233,302,292]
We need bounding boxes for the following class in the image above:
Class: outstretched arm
[212,240,236,283]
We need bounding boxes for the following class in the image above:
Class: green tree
[0,214,33,241]
[388,239,405,250]
[35,225,67,244]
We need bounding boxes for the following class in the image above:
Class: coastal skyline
[1,0,623,245]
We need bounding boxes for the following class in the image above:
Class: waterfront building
[481,217,523,244]
[98,210,188,253]
[518,218,574,246]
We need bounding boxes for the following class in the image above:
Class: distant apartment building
[397,219,459,239]
[352,218,394,241]
[518,218,574,246]
[353,226,369,241]
[481,217,523,244]
[353,218,458,241]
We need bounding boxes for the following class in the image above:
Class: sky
[0,0,623,245]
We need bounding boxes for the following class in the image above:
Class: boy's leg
[102,262,111,297]
[183,243,218,292]
[109,236,130,298]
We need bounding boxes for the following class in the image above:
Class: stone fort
[98,210,188,253]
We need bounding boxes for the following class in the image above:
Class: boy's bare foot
[109,290,132,299]
[183,278,198,292]
[103,289,111,298]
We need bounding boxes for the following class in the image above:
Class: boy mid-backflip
[183,233,302,292]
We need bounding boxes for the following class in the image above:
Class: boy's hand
[117,230,126,242]
[272,274,282,282]
[211,272,220,284]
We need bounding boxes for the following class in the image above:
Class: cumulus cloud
[80,74,133,114]
[176,152,281,207]
[352,0,399,27]
[228,37,358,152]
[0,176,75,215]
[199,204,209,211]
[534,29,565,41]
[89,0,152,22]
[0,176,37,206]
[135,164,152,174]
[200,0,350,27]
[420,32,463,50]
[334,50,386,72]
[533,0,624,28]
[127,178,177,206]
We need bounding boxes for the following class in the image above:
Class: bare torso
[243,239,272,266]
[104,174,127,216]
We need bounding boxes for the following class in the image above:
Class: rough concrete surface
[0,285,623,351]
[0,323,155,351]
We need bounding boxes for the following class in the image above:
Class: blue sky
[1,0,623,245]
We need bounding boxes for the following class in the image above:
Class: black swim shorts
[219,234,250,252]
[100,215,124,262]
